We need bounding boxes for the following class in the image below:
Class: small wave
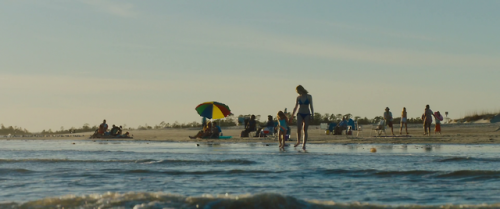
[320,169,376,175]
[0,158,156,164]
[6,192,500,209]
[0,158,256,165]
[437,170,500,179]
[374,170,435,176]
[102,169,278,175]
[155,159,256,165]
[0,168,33,174]
[320,169,500,180]
[320,169,434,177]
[435,157,500,163]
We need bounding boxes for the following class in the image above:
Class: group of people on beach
[240,85,313,150]
[91,119,130,138]
[189,84,446,149]
[190,85,314,150]
[276,85,314,150]
[189,121,222,139]
[383,105,443,136]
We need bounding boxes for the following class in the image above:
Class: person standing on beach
[291,85,314,150]
[384,107,394,136]
[423,105,433,136]
[400,107,409,135]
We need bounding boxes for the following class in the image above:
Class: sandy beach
[3,123,500,144]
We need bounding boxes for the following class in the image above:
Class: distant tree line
[0,124,30,135]
[2,112,427,135]
[41,123,99,134]
[115,113,425,130]
[284,113,423,125]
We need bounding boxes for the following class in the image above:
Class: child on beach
[277,111,289,148]
[434,111,443,135]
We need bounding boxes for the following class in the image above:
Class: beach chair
[372,120,386,136]
[357,125,363,136]
[347,119,359,136]
[328,122,336,135]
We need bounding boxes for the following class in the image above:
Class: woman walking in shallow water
[291,85,314,150]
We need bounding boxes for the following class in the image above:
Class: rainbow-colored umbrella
[195,101,231,119]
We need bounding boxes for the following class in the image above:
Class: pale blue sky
[1,0,499,131]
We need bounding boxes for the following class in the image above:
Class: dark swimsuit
[297,98,311,119]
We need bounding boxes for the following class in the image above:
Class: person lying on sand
[122,132,130,137]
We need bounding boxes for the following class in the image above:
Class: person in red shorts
[98,119,108,136]
[434,111,442,134]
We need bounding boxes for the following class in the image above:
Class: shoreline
[1,123,499,144]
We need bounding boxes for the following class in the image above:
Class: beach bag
[435,112,443,121]
[240,131,249,137]
[333,126,342,135]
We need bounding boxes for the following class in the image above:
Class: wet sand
[3,123,500,144]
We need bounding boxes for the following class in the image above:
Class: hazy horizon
[1,1,499,132]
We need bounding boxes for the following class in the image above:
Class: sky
[1,0,499,132]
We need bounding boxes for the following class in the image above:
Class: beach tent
[347,119,357,130]
[491,114,500,123]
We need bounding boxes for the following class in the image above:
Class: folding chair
[372,120,386,136]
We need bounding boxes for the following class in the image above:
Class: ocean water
[1,140,500,208]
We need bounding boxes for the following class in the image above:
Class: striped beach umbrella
[195,101,232,119]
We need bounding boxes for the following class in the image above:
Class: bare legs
[399,122,409,135]
[295,115,310,149]
[189,130,204,139]
[278,129,285,148]
[423,122,431,136]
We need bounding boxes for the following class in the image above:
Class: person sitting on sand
[241,115,257,137]
[212,122,222,137]
[117,126,123,135]
[384,107,394,136]
[90,129,99,138]
[189,122,213,139]
[201,117,207,128]
[256,115,275,137]
[110,125,120,136]
[98,120,108,136]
